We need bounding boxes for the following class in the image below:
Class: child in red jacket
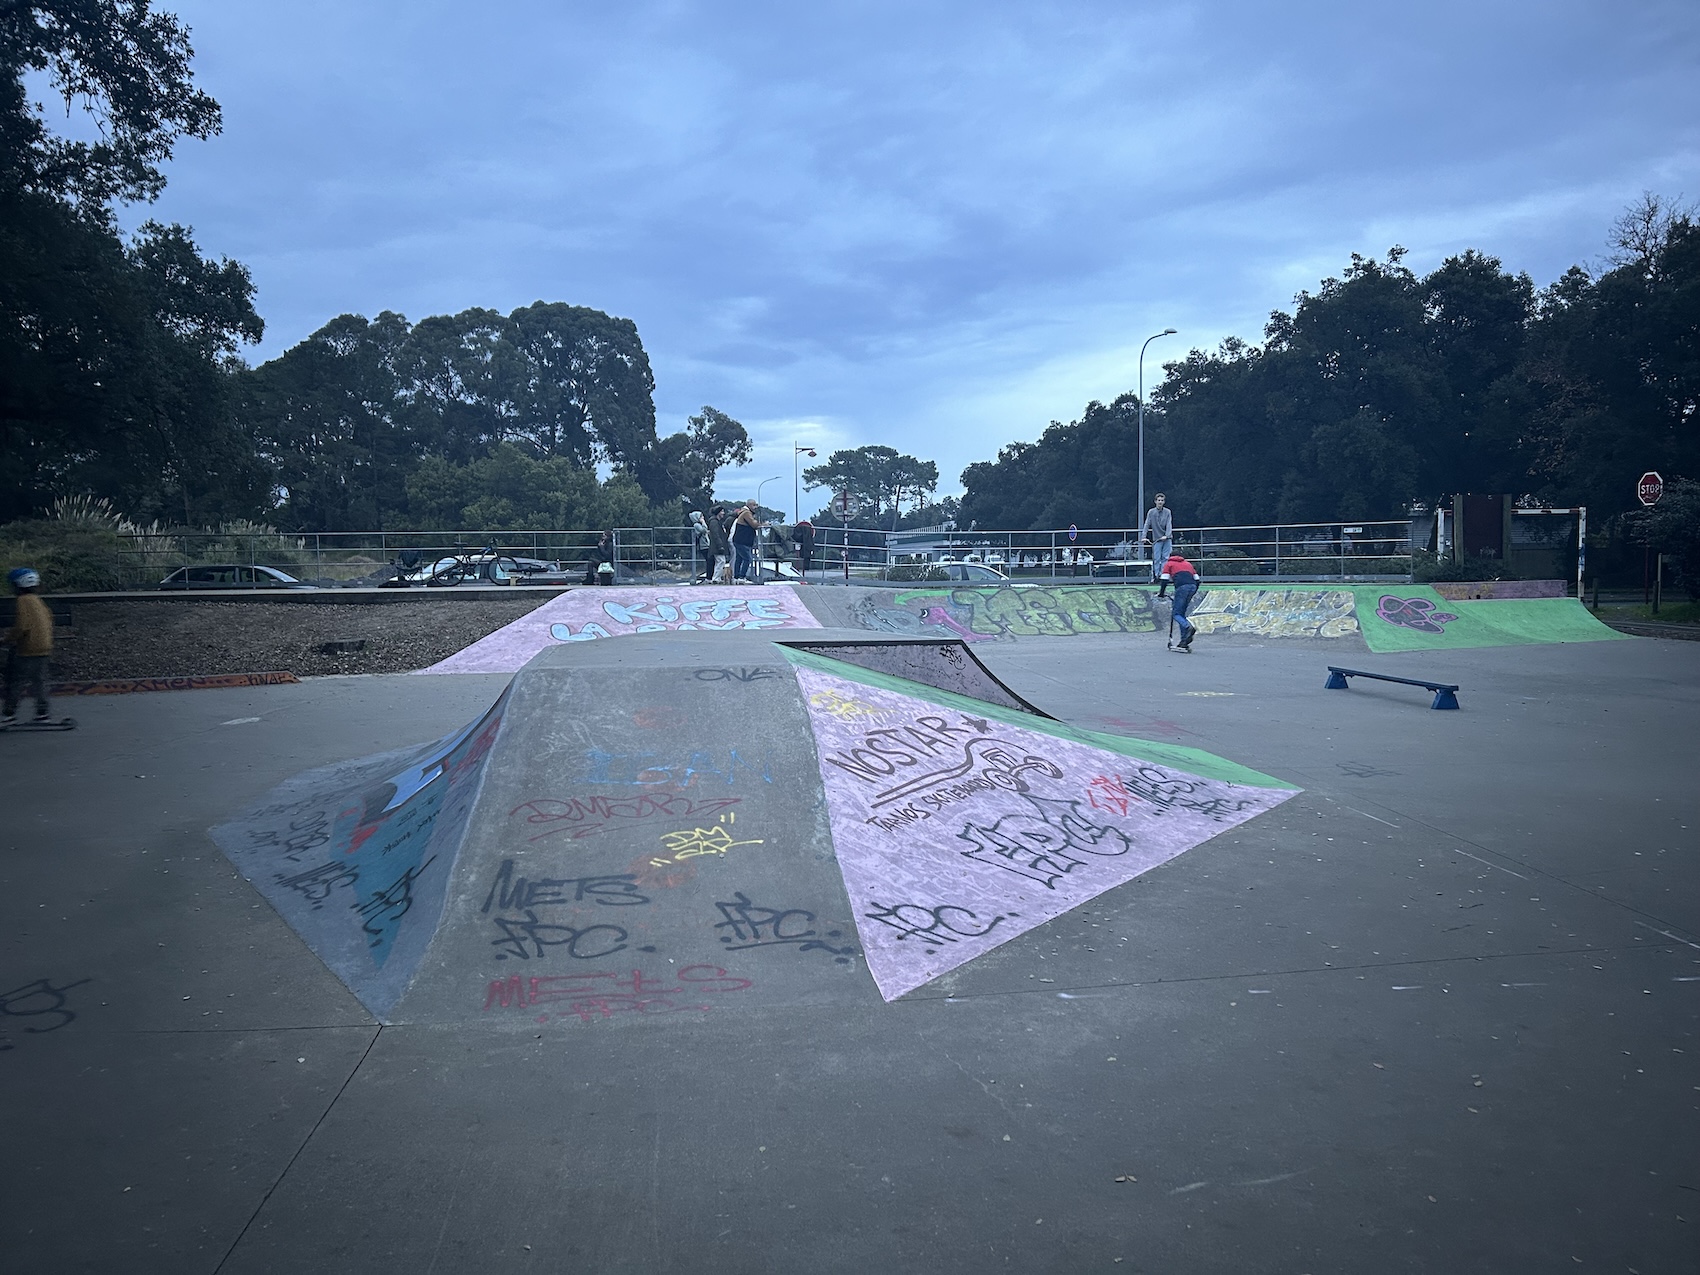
[1158,553,1199,649]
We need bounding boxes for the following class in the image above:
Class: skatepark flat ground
[3,635,1696,1273]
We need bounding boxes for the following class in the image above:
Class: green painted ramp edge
[1353,587,1630,652]
[782,645,1297,790]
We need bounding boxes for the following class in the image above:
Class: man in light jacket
[1139,494,1173,583]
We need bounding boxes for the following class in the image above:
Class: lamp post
[755,475,782,514]
[1137,328,1178,551]
[793,444,816,522]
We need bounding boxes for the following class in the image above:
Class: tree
[1519,203,1700,516]
[2,0,221,212]
[636,405,752,513]
[960,246,1544,529]
[241,311,414,530]
[1632,477,1700,600]
[240,304,749,530]
[403,443,660,532]
[802,446,938,525]
[506,301,657,473]
[1,0,263,525]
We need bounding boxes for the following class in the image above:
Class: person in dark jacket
[793,519,816,581]
[1158,551,1200,649]
[583,530,614,585]
[730,500,763,582]
[690,511,718,583]
[707,507,732,582]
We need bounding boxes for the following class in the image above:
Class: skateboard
[0,716,76,731]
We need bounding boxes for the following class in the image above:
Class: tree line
[959,201,1699,547]
[2,2,749,535]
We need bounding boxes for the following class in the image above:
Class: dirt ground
[46,595,555,680]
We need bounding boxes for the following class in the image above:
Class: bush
[1412,549,1521,582]
[0,520,127,592]
[188,521,314,570]
[883,564,951,582]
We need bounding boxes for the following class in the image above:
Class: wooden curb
[49,671,302,696]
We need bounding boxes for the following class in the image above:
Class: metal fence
[113,518,1414,589]
[902,519,1415,581]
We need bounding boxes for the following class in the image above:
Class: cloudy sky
[131,0,1700,514]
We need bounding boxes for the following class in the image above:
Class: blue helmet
[8,567,40,589]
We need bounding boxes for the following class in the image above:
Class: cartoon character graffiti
[1375,594,1459,634]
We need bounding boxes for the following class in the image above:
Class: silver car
[159,564,315,590]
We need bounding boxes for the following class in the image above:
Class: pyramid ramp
[213,631,1299,1025]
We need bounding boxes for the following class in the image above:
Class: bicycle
[425,541,520,587]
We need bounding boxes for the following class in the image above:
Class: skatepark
[3,582,1695,1273]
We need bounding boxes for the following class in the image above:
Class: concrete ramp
[1355,589,1629,652]
[418,584,1622,676]
[215,632,1300,1023]
[422,583,822,673]
[812,582,1625,654]
[805,582,1370,645]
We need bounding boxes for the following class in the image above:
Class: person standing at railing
[793,519,816,582]
[689,511,718,584]
[1140,493,1173,583]
[731,500,764,583]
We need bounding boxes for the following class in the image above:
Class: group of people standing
[689,503,817,585]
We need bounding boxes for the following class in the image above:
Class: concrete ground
[3,634,1696,1273]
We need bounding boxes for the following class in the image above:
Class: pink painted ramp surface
[793,662,1298,1001]
[422,585,822,674]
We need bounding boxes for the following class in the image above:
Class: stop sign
[1638,471,1664,507]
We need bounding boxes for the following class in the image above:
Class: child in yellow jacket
[4,568,53,724]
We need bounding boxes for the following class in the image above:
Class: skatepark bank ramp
[417,584,1626,675]
[214,631,1299,1024]
[810,583,1627,652]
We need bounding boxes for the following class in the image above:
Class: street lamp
[755,475,782,513]
[1137,328,1178,551]
[793,443,817,522]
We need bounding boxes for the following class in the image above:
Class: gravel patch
[48,596,556,679]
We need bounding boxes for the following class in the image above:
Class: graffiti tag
[510,793,741,842]
[713,892,859,960]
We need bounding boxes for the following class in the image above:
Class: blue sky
[128,0,1700,515]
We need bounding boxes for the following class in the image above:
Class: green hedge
[0,520,128,592]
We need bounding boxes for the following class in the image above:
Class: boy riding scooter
[1156,551,1200,651]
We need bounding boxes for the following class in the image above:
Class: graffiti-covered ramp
[214,630,1299,1027]
[803,583,1374,647]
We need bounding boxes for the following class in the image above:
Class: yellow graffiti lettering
[655,826,766,863]
[808,688,887,722]
[1187,589,1359,638]
[940,587,1158,637]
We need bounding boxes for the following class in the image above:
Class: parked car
[386,554,560,586]
[949,562,1009,581]
[880,562,1009,583]
[159,564,315,590]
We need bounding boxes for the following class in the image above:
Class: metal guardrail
[113,518,1415,589]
